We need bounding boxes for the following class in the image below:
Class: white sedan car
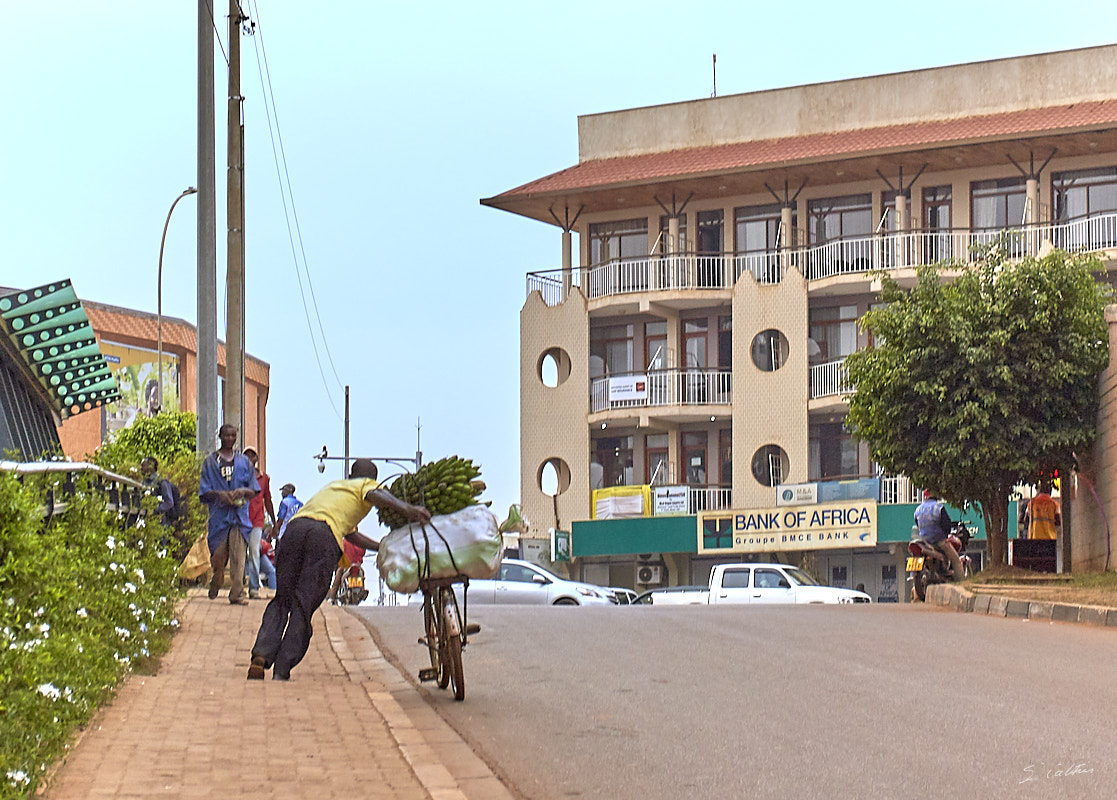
[409,559,616,606]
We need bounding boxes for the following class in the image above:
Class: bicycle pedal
[465,623,481,635]
[418,667,438,682]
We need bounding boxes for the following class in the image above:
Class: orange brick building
[58,300,271,466]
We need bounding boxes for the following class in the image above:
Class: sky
[1,1,1113,524]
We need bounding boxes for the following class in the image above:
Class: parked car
[609,587,639,605]
[708,563,872,604]
[408,559,616,606]
[633,585,711,605]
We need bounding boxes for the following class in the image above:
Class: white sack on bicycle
[377,505,502,594]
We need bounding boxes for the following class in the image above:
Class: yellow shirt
[1027,493,1059,540]
[293,477,380,549]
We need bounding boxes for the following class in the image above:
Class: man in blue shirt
[914,490,965,581]
[199,424,260,605]
[274,483,303,547]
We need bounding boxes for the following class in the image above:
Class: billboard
[698,500,878,555]
[100,341,180,437]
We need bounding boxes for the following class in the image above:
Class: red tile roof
[491,100,1117,199]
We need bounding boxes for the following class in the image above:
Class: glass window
[751,329,789,372]
[594,436,633,488]
[971,178,1026,230]
[751,444,788,487]
[808,194,873,244]
[657,215,688,254]
[646,433,669,485]
[754,569,788,589]
[683,319,708,369]
[717,316,731,370]
[809,305,859,363]
[589,218,648,264]
[809,422,859,481]
[682,431,707,485]
[923,186,952,230]
[721,568,751,589]
[1052,167,1117,221]
[696,210,723,254]
[590,324,633,375]
[719,429,732,485]
[735,203,793,253]
[645,320,668,370]
[501,563,538,583]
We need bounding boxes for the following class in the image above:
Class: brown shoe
[247,655,266,680]
[230,597,249,606]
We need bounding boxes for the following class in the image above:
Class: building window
[1052,167,1117,220]
[808,305,859,364]
[589,218,648,265]
[808,194,872,244]
[682,431,708,485]
[645,320,668,370]
[971,177,1026,230]
[735,203,792,253]
[682,319,708,369]
[923,185,953,262]
[751,444,789,487]
[719,428,732,485]
[717,316,731,370]
[750,329,789,372]
[646,433,670,484]
[657,215,688,254]
[590,324,633,377]
[594,436,633,488]
[809,422,859,481]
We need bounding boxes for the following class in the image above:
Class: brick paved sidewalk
[43,588,512,800]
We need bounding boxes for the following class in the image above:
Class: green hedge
[0,470,181,797]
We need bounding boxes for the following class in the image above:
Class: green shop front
[569,497,1015,603]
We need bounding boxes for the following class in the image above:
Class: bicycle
[417,574,470,701]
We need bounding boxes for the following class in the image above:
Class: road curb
[925,583,1117,628]
[322,604,516,800]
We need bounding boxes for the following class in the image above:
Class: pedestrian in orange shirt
[1023,480,1061,540]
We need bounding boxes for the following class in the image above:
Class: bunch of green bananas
[377,455,485,530]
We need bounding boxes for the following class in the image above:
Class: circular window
[751,329,790,372]
[538,457,571,497]
[538,347,572,388]
[751,445,789,487]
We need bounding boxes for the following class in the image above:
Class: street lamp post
[156,187,198,413]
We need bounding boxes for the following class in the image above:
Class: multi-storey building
[483,45,1117,598]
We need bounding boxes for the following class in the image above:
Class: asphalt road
[353,602,1117,799]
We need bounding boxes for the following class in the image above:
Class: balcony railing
[879,474,923,505]
[591,369,732,413]
[809,358,852,399]
[527,212,1117,305]
[683,484,733,514]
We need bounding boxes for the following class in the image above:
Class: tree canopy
[844,245,1111,565]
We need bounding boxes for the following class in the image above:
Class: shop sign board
[698,499,878,554]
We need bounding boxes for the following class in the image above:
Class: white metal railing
[526,212,1117,305]
[879,474,923,505]
[809,358,852,399]
[687,485,732,513]
[590,369,732,413]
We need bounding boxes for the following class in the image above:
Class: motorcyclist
[914,489,966,581]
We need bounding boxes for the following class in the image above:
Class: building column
[1026,177,1040,254]
[895,193,908,268]
[561,230,573,297]
[780,205,794,274]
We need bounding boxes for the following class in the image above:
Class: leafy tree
[845,245,1111,565]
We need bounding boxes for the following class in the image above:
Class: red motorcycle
[907,521,972,602]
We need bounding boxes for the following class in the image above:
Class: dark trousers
[251,517,341,677]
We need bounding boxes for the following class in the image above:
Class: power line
[249,0,345,394]
[246,0,343,421]
[205,0,230,66]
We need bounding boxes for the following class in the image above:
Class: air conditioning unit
[636,564,664,585]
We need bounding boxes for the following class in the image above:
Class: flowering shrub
[0,470,180,798]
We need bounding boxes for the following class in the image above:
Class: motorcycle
[907,521,972,602]
[335,563,370,606]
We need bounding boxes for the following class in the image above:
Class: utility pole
[224,0,246,442]
[196,0,218,455]
[343,385,350,479]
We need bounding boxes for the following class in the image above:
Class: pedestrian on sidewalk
[243,447,276,599]
[1022,480,1061,540]
[248,458,429,680]
[259,532,278,592]
[273,482,302,550]
[199,424,259,605]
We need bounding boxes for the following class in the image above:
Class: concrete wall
[732,270,810,507]
[578,45,1117,160]
[1072,306,1117,571]
[520,290,590,545]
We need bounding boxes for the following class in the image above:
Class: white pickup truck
[707,563,871,605]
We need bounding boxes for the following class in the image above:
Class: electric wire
[205,0,230,66]
[246,0,343,420]
[249,0,346,394]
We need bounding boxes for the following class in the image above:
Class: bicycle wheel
[440,587,465,701]
[422,591,441,678]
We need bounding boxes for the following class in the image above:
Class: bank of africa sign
[698,500,878,554]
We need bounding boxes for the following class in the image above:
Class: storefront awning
[0,280,120,419]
